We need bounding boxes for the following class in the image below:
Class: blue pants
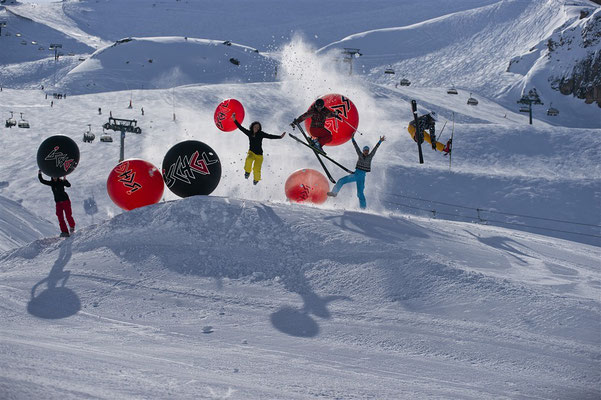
[331,169,366,209]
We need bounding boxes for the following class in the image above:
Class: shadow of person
[466,230,531,264]
[324,211,429,244]
[270,271,351,338]
[270,306,320,338]
[27,239,81,319]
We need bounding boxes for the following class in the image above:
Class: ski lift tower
[517,88,544,125]
[49,43,62,61]
[342,48,362,75]
[102,117,142,162]
[49,43,62,86]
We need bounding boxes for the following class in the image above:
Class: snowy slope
[0,192,55,251]
[319,0,601,128]
[1,196,599,399]
[60,37,276,94]
[0,1,600,398]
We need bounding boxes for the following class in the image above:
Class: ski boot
[59,232,70,238]
[311,138,326,155]
[327,191,337,197]
[253,180,259,185]
[244,172,250,179]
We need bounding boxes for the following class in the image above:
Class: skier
[327,135,385,209]
[232,113,285,185]
[290,98,339,154]
[409,111,437,149]
[38,170,76,237]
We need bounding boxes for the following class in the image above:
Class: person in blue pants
[327,135,385,209]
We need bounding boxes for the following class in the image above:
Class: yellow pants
[244,151,264,181]
[408,124,445,152]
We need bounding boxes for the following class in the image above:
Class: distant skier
[98,107,102,115]
[327,135,385,209]
[232,113,285,185]
[38,170,76,237]
[409,111,437,150]
[290,98,340,154]
[141,107,144,116]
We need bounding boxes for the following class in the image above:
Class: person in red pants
[291,98,339,154]
[38,170,76,237]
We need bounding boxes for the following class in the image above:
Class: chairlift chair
[17,113,30,128]
[83,124,95,143]
[446,87,458,95]
[384,68,395,75]
[100,131,113,142]
[546,103,559,116]
[20,40,27,45]
[5,112,16,128]
[519,106,530,113]
[400,78,411,86]
[467,93,478,106]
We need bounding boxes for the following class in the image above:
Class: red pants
[56,200,75,233]
[309,126,332,146]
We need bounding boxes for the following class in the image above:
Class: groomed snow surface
[0,0,600,398]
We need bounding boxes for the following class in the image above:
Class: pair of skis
[289,123,353,184]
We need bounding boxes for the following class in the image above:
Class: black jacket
[38,173,71,202]
[234,120,282,156]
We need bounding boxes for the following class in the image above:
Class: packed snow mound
[60,37,277,94]
[0,193,56,252]
[2,192,599,398]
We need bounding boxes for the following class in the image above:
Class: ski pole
[340,118,364,136]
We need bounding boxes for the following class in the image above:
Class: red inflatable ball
[107,159,164,211]
[284,169,329,204]
[214,98,245,132]
[304,93,359,146]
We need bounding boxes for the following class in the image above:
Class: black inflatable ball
[36,135,80,178]
[162,140,221,198]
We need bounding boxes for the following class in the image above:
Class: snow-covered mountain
[0,0,600,398]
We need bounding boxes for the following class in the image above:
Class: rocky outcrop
[549,9,601,107]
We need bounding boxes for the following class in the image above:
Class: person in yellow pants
[233,113,285,185]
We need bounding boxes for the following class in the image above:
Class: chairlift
[38,46,45,51]
[20,40,27,45]
[5,112,16,128]
[546,103,559,116]
[446,86,458,95]
[31,41,37,45]
[467,93,478,106]
[18,113,30,128]
[83,124,95,143]
[15,33,21,37]
[384,68,395,75]
[399,78,411,86]
[100,131,113,142]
